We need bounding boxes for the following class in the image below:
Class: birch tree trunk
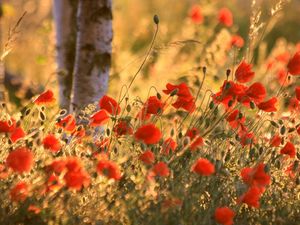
[53,0,78,110]
[0,0,6,103]
[71,0,112,113]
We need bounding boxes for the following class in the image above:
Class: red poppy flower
[226,110,245,129]
[162,138,177,155]
[152,162,170,177]
[10,182,28,202]
[6,147,33,173]
[0,118,16,133]
[144,96,164,115]
[186,127,200,140]
[295,87,300,101]
[276,69,289,86]
[48,159,67,174]
[238,186,262,208]
[214,207,235,225]
[64,169,90,190]
[257,97,277,112]
[43,134,61,152]
[163,83,192,97]
[99,95,121,115]
[230,35,244,48]
[90,110,110,127]
[280,141,296,158]
[287,51,300,75]
[65,157,82,172]
[28,205,41,214]
[34,90,55,105]
[189,5,203,24]
[238,129,255,146]
[134,124,161,145]
[270,134,281,147]
[242,82,266,105]
[235,61,255,83]
[191,158,215,176]
[113,120,133,136]
[190,136,204,151]
[288,97,299,111]
[10,126,25,143]
[45,174,63,193]
[96,160,121,180]
[172,96,196,112]
[241,163,271,187]
[56,114,76,132]
[218,8,233,27]
[139,150,155,164]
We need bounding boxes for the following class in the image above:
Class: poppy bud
[156,92,162,100]
[250,101,255,109]
[280,126,286,135]
[202,66,207,74]
[170,88,179,96]
[209,101,214,109]
[270,121,279,128]
[226,69,231,77]
[153,15,159,24]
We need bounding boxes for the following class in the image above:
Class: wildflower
[162,138,177,155]
[241,163,271,188]
[288,97,299,112]
[191,158,215,176]
[241,82,266,106]
[45,174,63,193]
[295,86,300,101]
[64,169,91,191]
[214,207,235,225]
[218,8,233,27]
[0,119,16,133]
[143,96,164,115]
[113,119,133,136]
[238,128,255,146]
[10,126,25,143]
[235,61,255,83]
[287,51,300,75]
[163,83,196,112]
[257,97,277,112]
[10,182,28,202]
[152,162,170,177]
[230,35,244,48]
[6,147,33,173]
[34,90,55,105]
[134,124,162,145]
[99,95,121,115]
[238,186,262,208]
[43,134,61,152]
[190,136,204,150]
[186,127,200,140]
[226,110,245,129]
[280,141,296,158]
[139,150,155,165]
[56,114,76,132]
[96,160,121,180]
[28,205,41,214]
[270,134,281,147]
[47,159,67,174]
[90,109,110,126]
[189,5,203,24]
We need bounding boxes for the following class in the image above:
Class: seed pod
[238,112,243,119]
[209,101,214,109]
[153,14,159,24]
[126,105,131,113]
[106,128,110,136]
[156,92,162,100]
[264,164,270,173]
[270,121,279,128]
[183,137,190,146]
[170,128,175,137]
[178,132,183,139]
[202,66,207,74]
[59,109,67,116]
[226,69,231,77]
[259,147,263,155]
[280,126,286,135]
[228,100,234,107]
[170,88,179,96]
[288,128,296,133]
[250,101,255,109]
[225,82,231,90]
[39,111,46,121]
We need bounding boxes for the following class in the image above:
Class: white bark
[53,0,77,110]
[71,0,112,113]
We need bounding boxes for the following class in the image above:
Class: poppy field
[1,1,300,225]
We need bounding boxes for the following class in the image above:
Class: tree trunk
[53,0,78,110]
[70,0,112,113]
[0,0,6,103]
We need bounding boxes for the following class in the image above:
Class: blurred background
[1,0,300,102]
